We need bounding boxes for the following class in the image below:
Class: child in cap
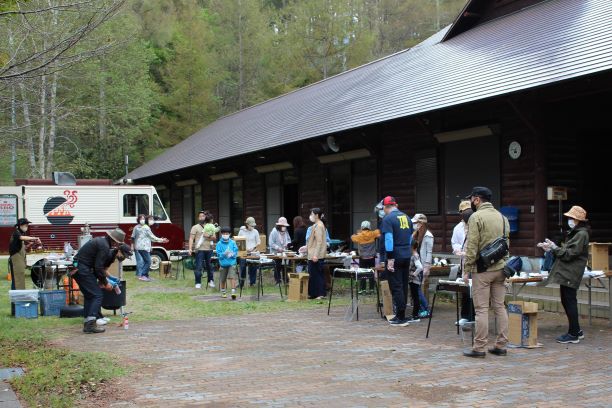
[216,226,239,300]
[351,220,380,294]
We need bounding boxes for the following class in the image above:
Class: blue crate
[14,301,39,319]
[39,290,66,316]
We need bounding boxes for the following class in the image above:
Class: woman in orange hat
[537,205,589,344]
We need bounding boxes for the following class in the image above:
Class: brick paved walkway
[67,302,612,407]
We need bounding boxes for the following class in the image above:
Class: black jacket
[290,226,307,250]
[75,236,114,280]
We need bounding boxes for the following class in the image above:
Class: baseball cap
[465,186,492,200]
[382,196,397,206]
[458,201,471,212]
[411,214,427,223]
[220,226,232,234]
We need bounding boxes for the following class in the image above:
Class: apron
[10,243,27,290]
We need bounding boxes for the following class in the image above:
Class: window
[352,159,378,236]
[123,194,149,217]
[194,184,202,220]
[415,149,438,214]
[218,180,231,230]
[182,186,193,239]
[153,194,168,221]
[265,172,282,235]
[443,136,500,213]
[0,195,18,227]
[329,163,351,242]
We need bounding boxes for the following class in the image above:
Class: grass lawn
[0,258,356,407]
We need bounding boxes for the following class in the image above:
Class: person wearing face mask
[379,196,414,326]
[452,201,472,255]
[269,217,291,285]
[189,211,219,289]
[216,226,239,299]
[463,186,510,358]
[238,217,261,288]
[537,205,590,344]
[411,213,434,319]
[73,228,129,333]
[131,214,169,281]
[307,208,327,299]
[8,218,41,291]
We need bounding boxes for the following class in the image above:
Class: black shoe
[83,320,105,334]
[463,349,485,358]
[488,347,507,356]
[556,333,579,344]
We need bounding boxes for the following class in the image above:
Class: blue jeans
[195,250,213,285]
[239,258,257,287]
[136,250,152,277]
[419,287,429,312]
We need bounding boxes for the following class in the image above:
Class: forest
[0,0,465,182]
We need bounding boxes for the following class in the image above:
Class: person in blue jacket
[215,226,239,300]
[380,196,414,326]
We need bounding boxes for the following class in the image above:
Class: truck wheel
[150,250,167,271]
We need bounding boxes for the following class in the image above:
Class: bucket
[102,280,126,311]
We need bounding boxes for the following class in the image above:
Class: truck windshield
[153,194,168,221]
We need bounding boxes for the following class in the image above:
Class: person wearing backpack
[463,187,510,358]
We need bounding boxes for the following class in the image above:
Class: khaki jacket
[464,202,510,274]
[548,226,589,289]
[307,221,327,260]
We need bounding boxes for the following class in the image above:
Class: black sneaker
[577,330,585,340]
[556,333,579,344]
[406,317,421,323]
[389,317,410,327]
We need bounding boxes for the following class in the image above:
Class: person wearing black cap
[73,228,131,333]
[8,218,41,290]
[380,196,414,326]
[463,187,510,358]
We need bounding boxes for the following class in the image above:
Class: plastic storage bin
[9,290,39,303]
[14,301,39,319]
[39,290,67,316]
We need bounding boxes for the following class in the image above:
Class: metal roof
[128,0,612,180]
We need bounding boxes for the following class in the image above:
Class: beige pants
[472,269,508,352]
[10,251,27,290]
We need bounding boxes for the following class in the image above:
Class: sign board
[546,186,567,201]
[0,195,18,227]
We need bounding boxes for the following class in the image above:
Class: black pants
[307,260,325,298]
[387,258,409,319]
[560,285,581,336]
[274,259,286,284]
[359,258,376,290]
[460,293,475,320]
[408,282,421,319]
[73,265,103,320]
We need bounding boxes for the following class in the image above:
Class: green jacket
[548,226,589,289]
[464,202,510,274]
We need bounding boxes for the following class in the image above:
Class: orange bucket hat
[564,205,588,222]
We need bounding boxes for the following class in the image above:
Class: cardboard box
[257,234,267,253]
[508,301,538,348]
[380,280,393,317]
[288,272,309,301]
[588,243,611,271]
[233,236,247,257]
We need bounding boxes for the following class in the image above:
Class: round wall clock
[509,141,522,159]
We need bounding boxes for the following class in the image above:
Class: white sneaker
[96,318,108,326]
[195,283,202,289]
[102,317,111,323]
[208,280,215,288]
[456,318,469,326]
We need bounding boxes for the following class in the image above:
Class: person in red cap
[380,196,414,326]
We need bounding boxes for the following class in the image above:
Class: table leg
[456,292,460,335]
[327,272,336,315]
[426,290,437,339]
[278,270,284,300]
[588,277,592,326]
[355,277,359,321]
[257,268,262,301]
[376,277,381,317]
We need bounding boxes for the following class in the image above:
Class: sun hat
[564,206,588,222]
[106,228,126,244]
[245,217,256,227]
[276,217,290,227]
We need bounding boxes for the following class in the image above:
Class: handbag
[476,213,509,272]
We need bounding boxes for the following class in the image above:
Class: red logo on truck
[43,190,78,226]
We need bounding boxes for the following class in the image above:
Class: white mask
[309,214,316,223]
[414,223,421,230]
[378,210,385,219]
[139,219,145,225]
[221,234,230,241]
[568,219,576,229]
[20,226,28,233]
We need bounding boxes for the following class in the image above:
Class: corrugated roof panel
[128,0,612,180]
